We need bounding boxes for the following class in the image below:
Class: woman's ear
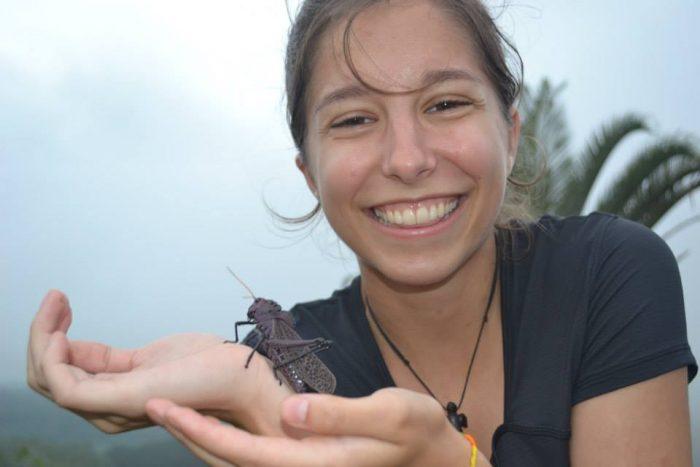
[295,155,319,199]
[506,107,521,176]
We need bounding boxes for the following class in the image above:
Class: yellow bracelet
[464,433,478,467]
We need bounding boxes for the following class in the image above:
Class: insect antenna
[226,266,257,299]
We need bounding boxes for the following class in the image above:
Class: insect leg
[244,336,264,369]
[264,337,328,348]
[234,320,256,342]
[272,338,332,370]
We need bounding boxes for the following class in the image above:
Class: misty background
[2,0,699,464]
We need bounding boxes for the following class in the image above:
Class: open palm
[27,290,291,434]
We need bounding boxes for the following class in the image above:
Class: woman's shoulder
[289,277,360,317]
[288,277,365,336]
[533,210,642,242]
[507,211,669,262]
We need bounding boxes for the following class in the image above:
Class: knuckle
[304,396,344,432]
[319,403,346,431]
[27,379,44,395]
[422,398,447,432]
[375,388,446,437]
[52,388,71,407]
[101,344,113,370]
[375,389,412,429]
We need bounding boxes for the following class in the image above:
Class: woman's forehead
[307,0,487,104]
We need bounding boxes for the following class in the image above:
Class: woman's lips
[370,195,463,228]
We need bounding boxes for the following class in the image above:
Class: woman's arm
[570,367,692,466]
[146,388,493,466]
[569,218,695,466]
[27,289,292,435]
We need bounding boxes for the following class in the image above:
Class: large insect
[225,268,337,394]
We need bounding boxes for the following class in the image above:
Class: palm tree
[515,79,700,236]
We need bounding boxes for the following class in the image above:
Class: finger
[145,398,176,425]
[161,402,395,467]
[163,423,234,467]
[28,290,72,384]
[149,400,234,466]
[43,341,225,416]
[41,332,143,415]
[69,340,136,373]
[147,399,234,466]
[41,331,88,406]
[281,388,444,442]
[147,399,230,434]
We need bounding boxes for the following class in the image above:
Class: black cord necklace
[365,235,500,433]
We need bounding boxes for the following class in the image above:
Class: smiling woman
[298,1,519,291]
[24,1,697,466]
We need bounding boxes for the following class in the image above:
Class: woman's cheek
[319,147,373,197]
[444,133,504,183]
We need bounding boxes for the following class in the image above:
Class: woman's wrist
[475,449,492,467]
[452,431,492,467]
[221,347,294,436]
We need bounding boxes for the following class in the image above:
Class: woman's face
[300,0,520,287]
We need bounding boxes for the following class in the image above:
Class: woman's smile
[370,194,462,227]
[300,0,518,286]
[365,193,468,238]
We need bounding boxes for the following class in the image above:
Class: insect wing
[268,317,337,394]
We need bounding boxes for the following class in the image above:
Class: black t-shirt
[248,212,698,466]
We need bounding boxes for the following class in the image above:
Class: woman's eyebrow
[421,68,482,87]
[313,85,370,116]
[313,68,482,116]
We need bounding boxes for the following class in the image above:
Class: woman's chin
[361,259,461,290]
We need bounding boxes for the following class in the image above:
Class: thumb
[44,331,71,366]
[280,391,413,442]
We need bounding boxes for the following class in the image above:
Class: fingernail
[288,398,309,426]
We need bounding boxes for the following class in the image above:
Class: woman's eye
[330,115,373,129]
[427,99,472,113]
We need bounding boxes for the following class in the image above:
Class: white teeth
[416,206,429,224]
[373,198,460,227]
[402,209,416,226]
[429,205,437,221]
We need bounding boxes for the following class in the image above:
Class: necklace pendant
[446,401,468,432]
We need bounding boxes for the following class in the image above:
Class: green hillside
[0,386,202,466]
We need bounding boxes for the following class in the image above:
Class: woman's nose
[381,118,437,184]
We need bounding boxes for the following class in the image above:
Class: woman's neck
[358,231,499,349]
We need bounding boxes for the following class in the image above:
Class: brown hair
[278,0,539,236]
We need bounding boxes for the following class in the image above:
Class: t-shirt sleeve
[571,216,697,405]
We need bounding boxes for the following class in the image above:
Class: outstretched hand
[146,388,490,467]
[27,290,292,435]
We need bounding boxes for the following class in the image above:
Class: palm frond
[557,114,648,216]
[623,156,700,223]
[517,77,699,235]
[518,79,570,164]
[639,178,700,227]
[596,138,697,216]
[516,79,570,216]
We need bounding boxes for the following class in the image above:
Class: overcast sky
[2,0,699,450]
